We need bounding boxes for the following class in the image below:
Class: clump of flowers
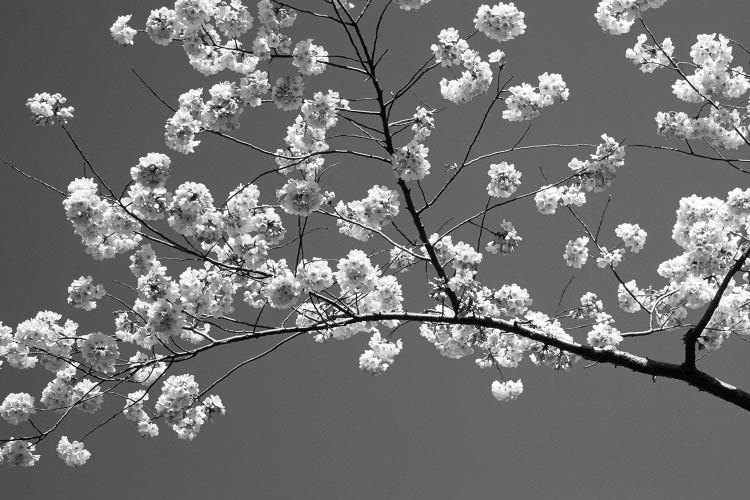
[564,237,590,268]
[474,3,526,42]
[359,330,403,375]
[26,93,74,126]
[626,34,674,73]
[487,162,522,198]
[503,73,569,122]
[595,0,669,35]
[67,276,106,311]
[491,379,524,401]
[56,437,90,467]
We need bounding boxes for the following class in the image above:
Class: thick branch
[178,310,750,413]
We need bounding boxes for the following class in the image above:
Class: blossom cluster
[0,393,35,426]
[67,276,106,311]
[63,178,142,259]
[649,34,750,150]
[359,330,403,375]
[656,109,748,150]
[431,28,470,68]
[125,153,173,220]
[391,106,437,181]
[485,220,522,256]
[292,39,329,76]
[114,0,295,77]
[153,374,225,441]
[395,0,432,11]
[433,29,494,105]
[275,90,349,185]
[533,134,625,216]
[392,140,431,181]
[625,34,674,73]
[672,34,749,104]
[336,185,400,241]
[4,311,77,373]
[474,3,526,43]
[562,222,647,271]
[491,379,523,401]
[503,73,570,122]
[56,437,90,467]
[563,237,590,269]
[568,134,626,193]
[0,440,40,467]
[610,190,750,351]
[486,162,521,198]
[595,0,669,35]
[25,93,75,126]
[571,293,623,349]
[110,2,342,158]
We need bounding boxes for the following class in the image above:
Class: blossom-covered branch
[4,0,750,469]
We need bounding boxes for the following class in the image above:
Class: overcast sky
[2,1,750,498]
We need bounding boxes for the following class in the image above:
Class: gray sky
[1,0,750,498]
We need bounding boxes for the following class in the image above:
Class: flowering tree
[3,0,750,468]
